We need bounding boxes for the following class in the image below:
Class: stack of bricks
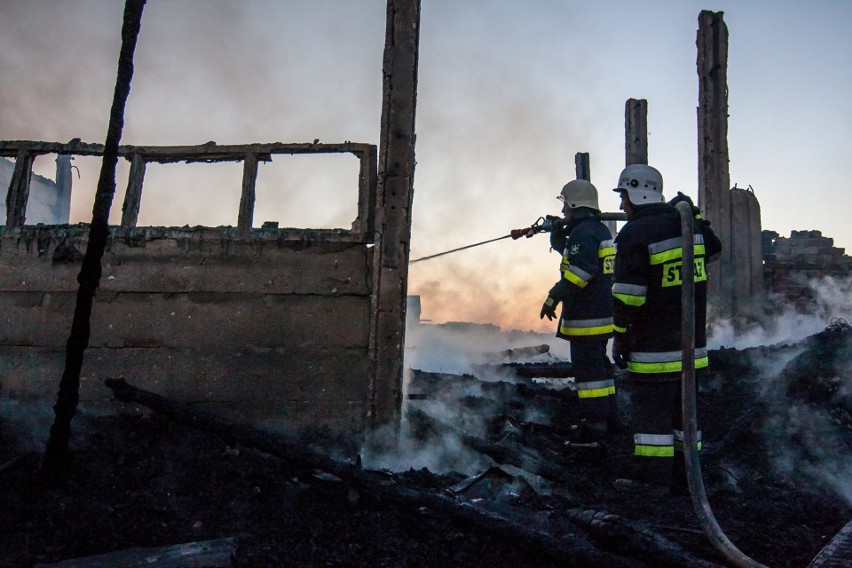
[762,230,852,308]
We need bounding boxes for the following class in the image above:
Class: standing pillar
[575,152,591,181]
[625,99,648,166]
[697,10,734,320]
[369,0,421,430]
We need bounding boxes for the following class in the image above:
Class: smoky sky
[2,0,852,333]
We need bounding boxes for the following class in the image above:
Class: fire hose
[409,213,628,265]
[676,201,768,568]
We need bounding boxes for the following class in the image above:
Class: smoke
[404,320,568,376]
[711,276,852,505]
[363,319,571,474]
[768,401,852,505]
[709,275,852,349]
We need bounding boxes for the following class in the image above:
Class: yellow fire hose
[676,201,768,568]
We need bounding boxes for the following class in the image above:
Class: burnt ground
[1,323,851,567]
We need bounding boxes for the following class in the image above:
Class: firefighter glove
[668,191,701,218]
[611,334,629,369]
[540,297,558,321]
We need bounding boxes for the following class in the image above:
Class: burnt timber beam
[369,0,421,431]
[4,148,34,229]
[0,140,375,161]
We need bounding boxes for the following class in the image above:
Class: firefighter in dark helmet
[540,179,616,442]
[609,164,721,495]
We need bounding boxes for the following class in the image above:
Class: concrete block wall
[762,229,852,308]
[0,224,374,443]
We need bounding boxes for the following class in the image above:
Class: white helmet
[613,164,665,205]
[558,179,599,211]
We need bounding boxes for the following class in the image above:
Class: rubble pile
[1,325,850,567]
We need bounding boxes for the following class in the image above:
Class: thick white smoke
[709,275,852,349]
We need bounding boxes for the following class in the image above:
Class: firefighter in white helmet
[540,179,617,444]
[610,164,721,495]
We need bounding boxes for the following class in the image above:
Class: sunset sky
[2,0,850,333]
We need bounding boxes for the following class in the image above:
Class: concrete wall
[0,224,374,441]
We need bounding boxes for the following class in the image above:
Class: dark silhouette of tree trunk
[41,0,146,475]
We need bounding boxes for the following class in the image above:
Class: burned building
[0,2,420,446]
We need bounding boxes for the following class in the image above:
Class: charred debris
[3,321,849,567]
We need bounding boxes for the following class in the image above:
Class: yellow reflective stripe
[650,247,682,265]
[613,325,626,333]
[598,245,616,258]
[626,355,709,373]
[614,292,645,307]
[649,236,706,265]
[577,385,616,399]
[635,445,675,457]
[560,323,614,337]
[563,269,588,288]
[634,433,674,457]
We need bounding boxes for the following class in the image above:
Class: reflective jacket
[612,202,722,375]
[548,213,615,341]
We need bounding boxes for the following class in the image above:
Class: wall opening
[254,153,360,230]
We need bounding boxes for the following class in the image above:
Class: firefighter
[540,179,616,443]
[609,164,721,495]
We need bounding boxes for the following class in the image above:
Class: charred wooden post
[120,151,145,229]
[697,12,765,324]
[574,152,591,180]
[369,0,421,431]
[42,0,146,474]
[697,10,734,320]
[625,98,648,166]
[237,152,259,239]
[5,147,34,229]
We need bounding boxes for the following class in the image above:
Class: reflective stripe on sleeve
[564,264,593,288]
[612,282,647,307]
[598,240,616,257]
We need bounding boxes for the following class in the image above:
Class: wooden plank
[0,140,375,160]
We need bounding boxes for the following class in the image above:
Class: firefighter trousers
[628,374,702,488]
[570,339,616,425]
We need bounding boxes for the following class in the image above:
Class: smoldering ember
[1,2,851,568]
